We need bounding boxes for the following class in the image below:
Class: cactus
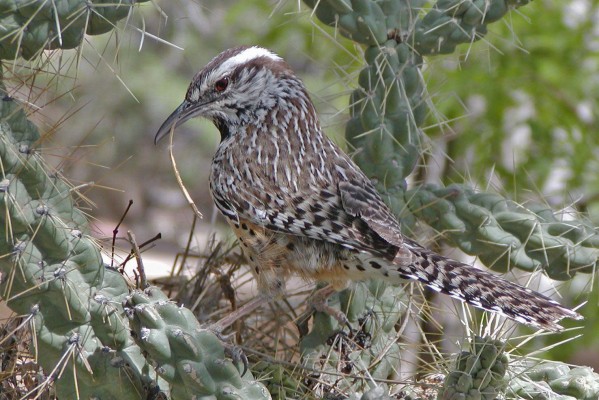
[124,287,270,400]
[0,92,160,398]
[438,336,508,400]
[405,184,598,278]
[508,362,599,400]
[396,351,599,400]
[345,38,425,229]
[0,0,149,60]
[303,0,529,54]
[0,91,270,398]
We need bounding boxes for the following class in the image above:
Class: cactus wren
[155,46,581,331]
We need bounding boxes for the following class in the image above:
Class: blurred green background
[10,0,599,366]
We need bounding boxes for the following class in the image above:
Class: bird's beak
[154,100,203,144]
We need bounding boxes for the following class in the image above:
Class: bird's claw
[308,295,354,336]
[206,325,249,377]
[224,343,249,377]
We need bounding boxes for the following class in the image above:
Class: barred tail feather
[394,244,582,331]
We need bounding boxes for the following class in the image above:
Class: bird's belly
[230,220,360,292]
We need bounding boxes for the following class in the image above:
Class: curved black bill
[154,100,202,144]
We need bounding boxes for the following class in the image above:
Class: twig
[119,232,162,269]
[111,200,133,269]
[168,124,203,219]
[127,231,148,289]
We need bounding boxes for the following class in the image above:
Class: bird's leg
[307,284,353,333]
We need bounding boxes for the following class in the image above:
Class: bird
[155,45,582,332]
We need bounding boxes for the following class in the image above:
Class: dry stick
[128,231,148,289]
[119,233,162,269]
[168,124,203,219]
[167,213,197,298]
[211,295,269,332]
[176,213,198,279]
[111,199,134,269]
[138,233,163,249]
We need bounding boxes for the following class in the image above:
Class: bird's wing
[223,172,403,259]
[338,179,405,248]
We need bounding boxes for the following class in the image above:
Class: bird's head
[155,46,297,143]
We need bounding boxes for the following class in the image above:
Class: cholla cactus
[0,92,158,398]
[0,0,150,60]
[125,287,270,399]
[438,336,508,400]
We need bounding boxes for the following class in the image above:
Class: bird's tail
[390,240,582,331]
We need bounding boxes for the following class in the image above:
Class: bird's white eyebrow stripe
[221,47,281,71]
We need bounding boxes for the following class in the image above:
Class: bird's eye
[214,77,229,92]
